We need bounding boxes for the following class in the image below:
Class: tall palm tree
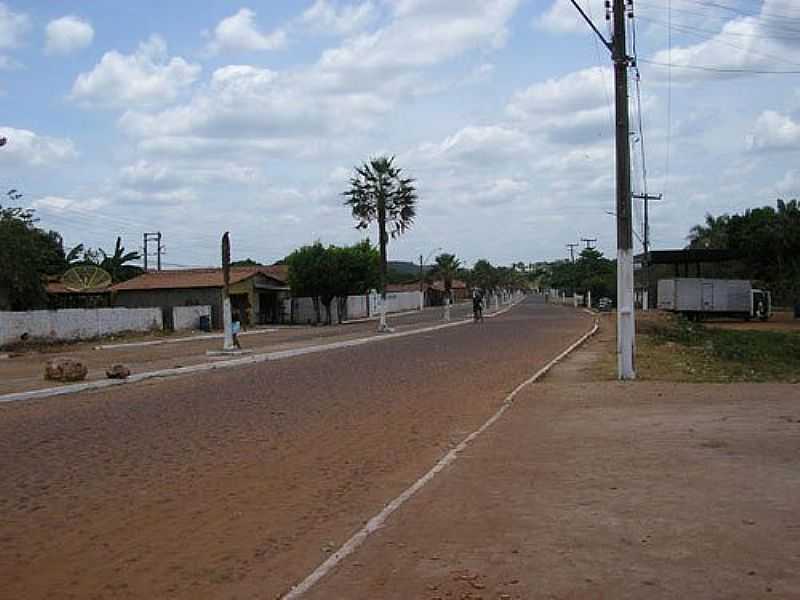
[431,253,461,301]
[344,156,417,331]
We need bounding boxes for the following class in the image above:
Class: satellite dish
[61,266,112,292]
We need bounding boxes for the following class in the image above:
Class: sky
[2,0,800,269]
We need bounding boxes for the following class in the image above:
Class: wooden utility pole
[633,192,662,310]
[613,0,635,379]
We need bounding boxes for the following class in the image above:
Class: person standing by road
[473,289,484,323]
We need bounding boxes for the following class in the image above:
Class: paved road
[0,302,480,396]
[0,297,590,600]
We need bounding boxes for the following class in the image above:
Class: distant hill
[388,260,431,276]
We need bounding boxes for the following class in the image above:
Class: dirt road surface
[305,382,800,599]
[0,297,590,599]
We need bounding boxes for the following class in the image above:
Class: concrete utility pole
[221,232,234,351]
[613,0,636,379]
[581,237,597,250]
[566,243,579,263]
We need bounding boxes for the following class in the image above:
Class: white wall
[290,291,421,324]
[172,305,211,330]
[1,308,162,347]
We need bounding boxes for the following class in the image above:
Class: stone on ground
[44,358,88,382]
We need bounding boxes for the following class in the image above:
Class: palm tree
[431,253,461,301]
[100,236,142,282]
[686,213,730,249]
[344,156,417,331]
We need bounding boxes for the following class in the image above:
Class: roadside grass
[637,314,800,383]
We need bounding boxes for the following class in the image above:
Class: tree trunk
[312,296,321,325]
[377,196,389,331]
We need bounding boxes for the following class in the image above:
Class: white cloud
[0,126,77,166]
[317,0,520,75]
[535,0,605,33]
[45,16,94,55]
[748,110,800,151]
[415,125,531,165]
[0,2,29,49]
[33,195,107,213]
[651,0,800,81]
[507,66,613,142]
[71,35,200,108]
[301,0,375,35]
[208,8,287,53]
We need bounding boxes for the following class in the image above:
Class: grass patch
[642,315,800,383]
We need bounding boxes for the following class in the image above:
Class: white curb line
[0,295,526,404]
[281,317,599,599]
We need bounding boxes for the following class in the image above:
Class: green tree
[286,242,327,324]
[99,237,142,283]
[0,202,68,310]
[344,155,417,330]
[332,241,380,323]
[686,213,730,249]
[430,253,461,300]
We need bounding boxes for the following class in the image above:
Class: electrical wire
[638,58,800,73]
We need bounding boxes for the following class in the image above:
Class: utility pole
[581,237,597,250]
[633,192,662,310]
[566,243,579,263]
[613,0,635,379]
[143,232,163,272]
[569,0,636,378]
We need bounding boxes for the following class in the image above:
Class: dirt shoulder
[307,380,800,599]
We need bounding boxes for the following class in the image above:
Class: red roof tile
[111,266,288,292]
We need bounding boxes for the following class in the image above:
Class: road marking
[280,317,600,599]
[0,295,525,404]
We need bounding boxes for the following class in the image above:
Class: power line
[638,58,800,74]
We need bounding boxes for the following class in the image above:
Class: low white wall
[290,291,421,324]
[172,305,211,330]
[370,291,421,315]
[0,308,163,346]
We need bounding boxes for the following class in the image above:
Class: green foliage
[343,156,417,295]
[651,316,800,382]
[541,248,616,300]
[286,240,380,324]
[99,237,142,283]
[0,202,68,310]
[686,199,800,302]
[430,253,461,295]
[231,258,262,267]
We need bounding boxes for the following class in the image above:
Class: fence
[288,291,423,324]
[172,305,211,330]
[0,308,163,347]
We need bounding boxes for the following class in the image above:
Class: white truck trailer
[657,278,771,321]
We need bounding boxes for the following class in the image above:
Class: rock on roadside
[106,364,131,379]
[44,358,88,382]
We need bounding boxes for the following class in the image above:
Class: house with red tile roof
[111,266,289,328]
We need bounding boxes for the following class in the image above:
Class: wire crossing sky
[1,1,799,267]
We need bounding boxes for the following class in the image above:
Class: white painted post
[419,290,424,311]
[642,289,649,312]
[587,290,592,309]
[222,297,234,350]
[443,297,451,322]
[573,294,578,308]
[617,248,636,379]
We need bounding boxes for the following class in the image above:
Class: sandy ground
[0,298,590,600]
[0,302,478,396]
[704,310,800,332]
[306,381,800,599]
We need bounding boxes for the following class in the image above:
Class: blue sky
[2,0,799,268]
